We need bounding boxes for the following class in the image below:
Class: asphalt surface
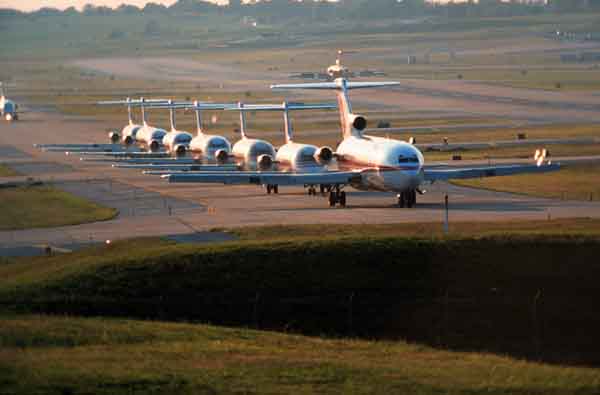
[1,94,600,255]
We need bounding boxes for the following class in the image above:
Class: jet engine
[314,146,334,165]
[349,114,367,131]
[174,144,187,157]
[215,149,229,164]
[149,140,161,152]
[108,131,121,144]
[257,154,274,170]
[123,135,134,146]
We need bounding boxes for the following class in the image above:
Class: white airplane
[37,98,169,154]
[0,82,19,121]
[290,50,385,81]
[146,100,193,157]
[99,97,168,152]
[186,100,235,163]
[226,101,336,194]
[229,101,278,172]
[114,102,337,194]
[163,77,559,208]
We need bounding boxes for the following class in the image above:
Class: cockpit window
[398,156,418,163]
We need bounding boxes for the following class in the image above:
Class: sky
[0,1,230,11]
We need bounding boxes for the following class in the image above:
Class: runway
[1,97,600,255]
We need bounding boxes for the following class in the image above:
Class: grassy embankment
[3,219,600,366]
[454,162,600,201]
[0,164,19,177]
[0,185,117,230]
[3,220,600,393]
[2,314,600,395]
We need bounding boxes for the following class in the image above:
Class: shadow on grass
[3,237,600,367]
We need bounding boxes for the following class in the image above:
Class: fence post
[532,289,543,360]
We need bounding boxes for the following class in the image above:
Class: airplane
[36,98,170,155]
[145,100,193,157]
[226,101,336,195]
[162,76,559,208]
[0,82,19,121]
[186,100,235,163]
[289,50,385,82]
[98,97,168,152]
[134,101,337,194]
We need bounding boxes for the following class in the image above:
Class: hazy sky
[0,1,230,11]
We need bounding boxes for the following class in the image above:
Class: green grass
[229,218,600,241]
[0,164,19,177]
[1,314,600,395]
[0,185,117,230]
[453,162,600,201]
[3,226,600,366]
[424,143,600,161]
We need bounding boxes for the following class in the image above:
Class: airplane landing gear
[307,186,317,196]
[266,184,279,194]
[397,190,416,208]
[328,186,346,208]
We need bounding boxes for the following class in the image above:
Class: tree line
[1,0,598,21]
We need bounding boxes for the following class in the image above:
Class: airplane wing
[423,163,560,181]
[164,170,360,186]
[271,81,399,90]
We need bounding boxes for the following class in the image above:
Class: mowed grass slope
[0,164,19,177]
[3,224,600,366]
[453,162,600,201]
[2,315,600,395]
[0,185,117,230]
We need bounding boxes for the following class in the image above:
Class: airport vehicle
[0,82,19,121]
[164,76,559,208]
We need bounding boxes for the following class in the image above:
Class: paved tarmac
[1,100,600,255]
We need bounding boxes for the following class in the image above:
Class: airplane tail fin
[97,98,171,126]
[194,100,203,135]
[126,97,133,125]
[237,102,247,139]
[226,102,336,144]
[271,79,399,139]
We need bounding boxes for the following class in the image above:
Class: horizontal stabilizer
[97,99,170,106]
[271,81,399,91]
[228,102,337,112]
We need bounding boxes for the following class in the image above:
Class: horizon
[0,0,231,12]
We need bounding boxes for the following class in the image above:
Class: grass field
[0,164,19,177]
[3,223,600,367]
[453,162,600,201]
[0,185,117,230]
[2,314,600,395]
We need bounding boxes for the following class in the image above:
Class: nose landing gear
[328,186,346,208]
[397,190,417,208]
[266,184,279,194]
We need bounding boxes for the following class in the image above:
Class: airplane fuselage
[163,130,193,156]
[336,135,424,192]
[232,138,276,170]
[276,142,325,172]
[190,134,231,163]
[121,123,142,145]
[136,125,167,151]
[1,97,18,121]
